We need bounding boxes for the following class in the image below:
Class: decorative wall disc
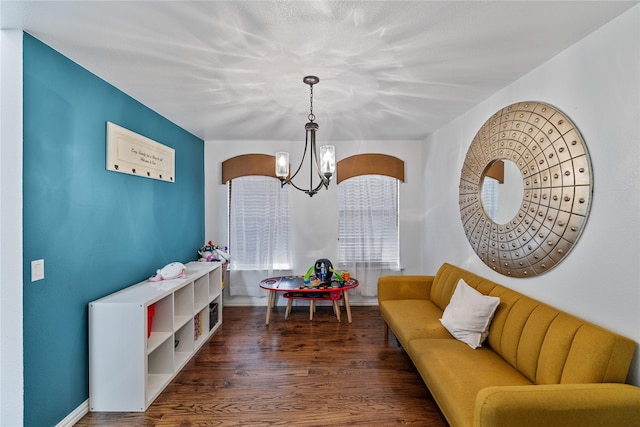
[459,101,593,277]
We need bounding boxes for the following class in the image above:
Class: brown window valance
[484,160,504,184]
[221,154,278,183]
[337,153,405,184]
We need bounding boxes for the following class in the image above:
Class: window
[228,175,290,270]
[481,177,499,219]
[337,175,400,269]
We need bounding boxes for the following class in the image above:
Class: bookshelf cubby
[89,261,223,412]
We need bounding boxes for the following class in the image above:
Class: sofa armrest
[377,275,434,302]
[474,383,640,427]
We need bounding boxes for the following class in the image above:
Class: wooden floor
[77,305,447,426]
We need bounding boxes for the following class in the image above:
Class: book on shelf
[194,312,203,340]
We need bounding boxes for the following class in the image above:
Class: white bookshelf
[89,261,223,412]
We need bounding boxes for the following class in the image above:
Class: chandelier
[275,76,335,197]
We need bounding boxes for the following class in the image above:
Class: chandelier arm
[309,128,330,189]
[310,131,322,179]
[311,178,327,193]
[286,130,310,184]
[283,168,323,196]
[288,178,317,195]
[310,144,329,189]
[291,177,325,197]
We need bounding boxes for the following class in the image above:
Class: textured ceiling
[1,1,636,141]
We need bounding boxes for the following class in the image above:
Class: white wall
[0,29,24,426]
[421,6,640,385]
[204,139,424,305]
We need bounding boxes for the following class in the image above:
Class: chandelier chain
[308,84,315,122]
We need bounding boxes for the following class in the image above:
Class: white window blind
[481,177,499,219]
[229,175,290,270]
[337,175,400,269]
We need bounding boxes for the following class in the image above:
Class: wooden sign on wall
[106,122,175,182]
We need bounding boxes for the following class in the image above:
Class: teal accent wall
[22,34,205,426]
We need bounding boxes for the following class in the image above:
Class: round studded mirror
[459,101,593,277]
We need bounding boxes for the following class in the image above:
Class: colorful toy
[303,258,344,285]
[198,241,230,262]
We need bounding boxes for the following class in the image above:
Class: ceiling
[1,1,636,141]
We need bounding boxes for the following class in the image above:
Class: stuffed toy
[149,262,186,282]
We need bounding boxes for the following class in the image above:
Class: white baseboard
[56,399,89,427]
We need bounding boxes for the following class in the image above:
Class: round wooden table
[259,276,359,325]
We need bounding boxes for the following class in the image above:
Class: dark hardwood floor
[77,305,447,426]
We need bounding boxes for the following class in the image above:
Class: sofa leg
[383,322,401,347]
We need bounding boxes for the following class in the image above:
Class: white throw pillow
[440,278,500,349]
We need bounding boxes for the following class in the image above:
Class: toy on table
[303,258,344,286]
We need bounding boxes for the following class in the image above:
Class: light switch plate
[31,259,44,281]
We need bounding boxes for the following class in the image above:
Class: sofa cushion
[407,338,532,427]
[378,299,451,346]
[475,384,640,427]
[430,263,504,311]
[440,278,500,348]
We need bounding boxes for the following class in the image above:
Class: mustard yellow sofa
[378,263,640,427]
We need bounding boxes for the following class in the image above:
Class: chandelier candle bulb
[320,145,335,175]
[275,152,289,178]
